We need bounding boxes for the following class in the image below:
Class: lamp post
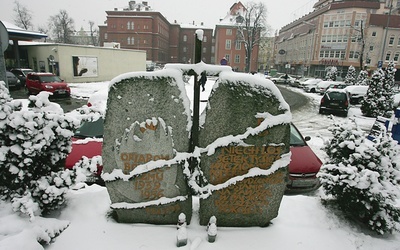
[303,21,316,77]
[380,0,394,65]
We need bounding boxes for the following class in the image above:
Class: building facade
[98,1,213,67]
[214,2,260,72]
[275,0,400,78]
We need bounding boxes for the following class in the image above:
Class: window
[329,21,334,27]
[225,54,230,62]
[130,22,134,30]
[202,47,206,53]
[183,47,187,52]
[335,51,340,58]
[225,39,231,49]
[398,37,400,46]
[235,41,241,50]
[394,52,400,61]
[235,55,240,63]
[320,51,324,58]
[323,22,329,28]
[104,33,108,40]
[389,36,395,45]
[349,51,354,58]
[340,51,345,59]
[183,35,187,42]
[385,52,391,61]
[370,46,374,51]
[127,22,130,30]
[372,31,377,37]
[203,36,207,42]
[127,37,131,45]
[226,29,232,35]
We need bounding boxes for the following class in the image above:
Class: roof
[1,20,47,40]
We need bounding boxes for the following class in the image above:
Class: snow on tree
[319,118,400,234]
[344,65,356,85]
[356,69,369,85]
[0,82,84,218]
[325,66,338,81]
[361,62,396,118]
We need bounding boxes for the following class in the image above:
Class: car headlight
[44,85,54,89]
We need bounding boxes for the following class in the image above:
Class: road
[276,85,309,112]
[9,88,87,113]
[8,84,308,113]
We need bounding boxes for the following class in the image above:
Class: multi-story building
[258,36,275,73]
[275,0,400,78]
[98,1,213,67]
[214,2,260,72]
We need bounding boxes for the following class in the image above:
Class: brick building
[214,2,260,72]
[98,1,213,67]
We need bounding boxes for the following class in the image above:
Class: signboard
[378,60,383,68]
[72,56,98,77]
[278,49,286,55]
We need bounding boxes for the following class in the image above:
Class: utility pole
[380,0,394,66]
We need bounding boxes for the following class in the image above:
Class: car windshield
[39,75,62,83]
[22,70,34,75]
[290,124,306,146]
[326,92,346,101]
[74,118,104,138]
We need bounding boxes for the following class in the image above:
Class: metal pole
[380,0,393,64]
[189,31,202,172]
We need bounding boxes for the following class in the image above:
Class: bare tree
[49,10,75,44]
[88,20,98,46]
[235,2,268,72]
[13,0,32,30]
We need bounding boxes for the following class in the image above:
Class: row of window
[225,40,242,50]
[182,34,208,42]
[318,50,400,62]
[223,54,242,64]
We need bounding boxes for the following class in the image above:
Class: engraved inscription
[134,168,164,200]
[120,152,170,174]
[209,145,282,184]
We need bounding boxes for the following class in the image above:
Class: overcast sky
[0,0,316,34]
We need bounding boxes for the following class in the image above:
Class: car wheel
[311,88,316,93]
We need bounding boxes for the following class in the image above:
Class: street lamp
[303,21,316,77]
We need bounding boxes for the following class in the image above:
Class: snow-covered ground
[0,77,399,250]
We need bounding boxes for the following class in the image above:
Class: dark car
[6,71,22,89]
[10,68,34,86]
[26,72,71,97]
[319,89,350,117]
[286,123,322,193]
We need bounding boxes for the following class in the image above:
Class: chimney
[114,8,118,11]
[201,22,204,26]
[129,1,136,10]
[142,1,148,6]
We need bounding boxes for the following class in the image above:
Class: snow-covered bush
[0,82,82,217]
[325,66,338,81]
[361,62,396,118]
[344,65,356,85]
[319,119,400,234]
[356,69,369,85]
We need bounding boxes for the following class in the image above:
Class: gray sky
[0,0,316,34]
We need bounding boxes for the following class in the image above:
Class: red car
[66,118,322,192]
[26,72,71,96]
[286,123,322,193]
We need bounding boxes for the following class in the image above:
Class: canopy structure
[1,20,48,68]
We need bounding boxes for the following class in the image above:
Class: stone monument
[102,71,193,224]
[197,72,291,227]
